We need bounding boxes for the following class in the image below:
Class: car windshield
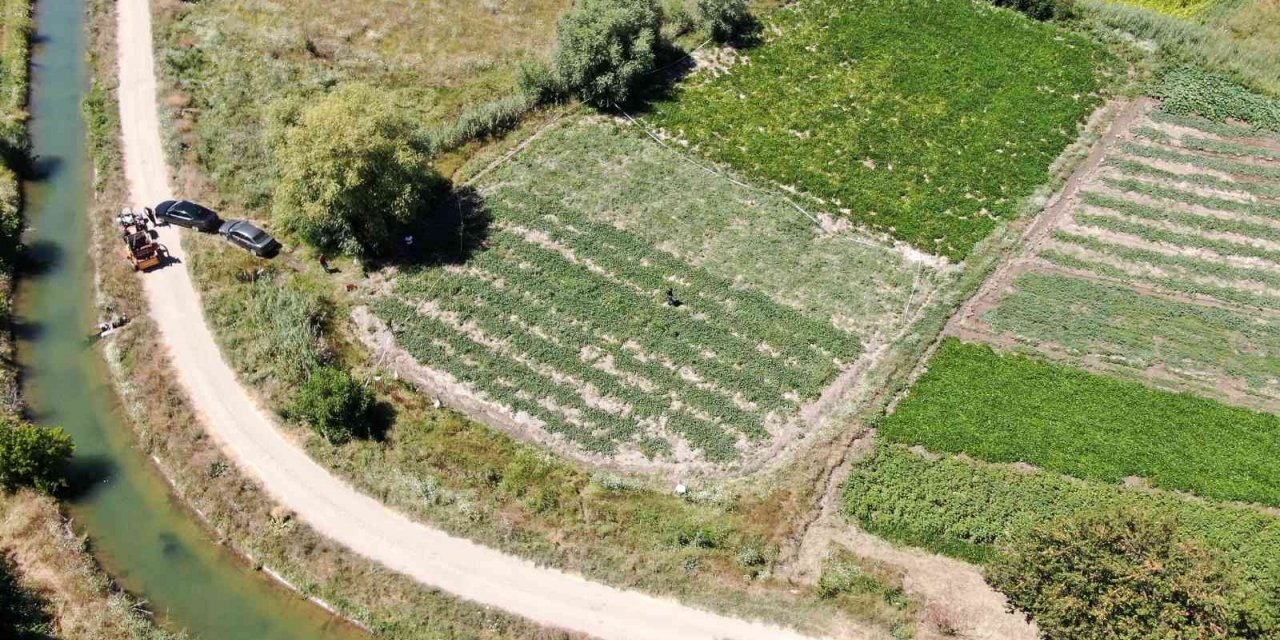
[174,202,198,216]
[241,226,268,242]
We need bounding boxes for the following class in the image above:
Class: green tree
[0,420,73,495]
[988,508,1272,639]
[696,0,751,43]
[551,0,660,106]
[290,366,374,445]
[271,84,444,256]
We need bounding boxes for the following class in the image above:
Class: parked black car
[218,220,281,257]
[155,200,221,232]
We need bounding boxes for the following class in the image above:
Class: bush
[551,0,660,106]
[991,0,1076,21]
[696,0,751,42]
[1154,68,1280,131]
[290,367,375,445]
[515,61,564,106]
[0,420,73,495]
[988,509,1268,639]
[271,84,445,256]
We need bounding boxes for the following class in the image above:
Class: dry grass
[0,490,184,640]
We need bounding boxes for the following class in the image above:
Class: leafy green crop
[647,0,1116,260]
[881,339,1280,506]
[842,443,1280,630]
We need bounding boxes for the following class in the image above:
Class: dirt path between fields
[946,97,1152,339]
[115,1,828,638]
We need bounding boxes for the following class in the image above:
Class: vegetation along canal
[15,1,364,638]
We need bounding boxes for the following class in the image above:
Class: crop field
[840,442,1280,628]
[646,0,1117,261]
[880,339,1280,506]
[957,102,1280,412]
[154,0,568,208]
[369,119,946,468]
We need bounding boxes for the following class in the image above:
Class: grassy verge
[84,2,595,638]
[0,490,185,640]
[646,0,1118,260]
[841,442,1280,629]
[882,339,1280,506]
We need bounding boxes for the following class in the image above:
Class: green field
[880,339,1280,505]
[841,442,1280,629]
[647,0,1116,260]
[374,119,938,465]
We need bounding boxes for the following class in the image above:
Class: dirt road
[114,1,823,638]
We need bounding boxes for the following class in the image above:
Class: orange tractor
[117,208,164,271]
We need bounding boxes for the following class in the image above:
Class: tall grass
[1081,0,1280,95]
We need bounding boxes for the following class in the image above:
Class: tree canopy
[290,366,375,445]
[551,0,660,106]
[0,419,73,495]
[989,508,1272,639]
[271,84,444,257]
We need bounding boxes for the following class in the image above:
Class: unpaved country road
[115,1,823,638]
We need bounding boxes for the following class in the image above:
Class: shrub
[0,420,73,495]
[289,366,374,445]
[989,509,1268,639]
[696,0,751,42]
[551,0,660,106]
[1154,68,1280,131]
[991,0,1076,21]
[271,84,445,256]
[515,60,564,106]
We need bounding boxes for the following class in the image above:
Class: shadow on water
[60,453,116,501]
[20,239,61,279]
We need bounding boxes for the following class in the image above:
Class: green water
[15,2,364,638]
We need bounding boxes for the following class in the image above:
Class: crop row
[1073,209,1280,263]
[1108,156,1280,200]
[1121,141,1280,180]
[1041,247,1280,311]
[1099,175,1280,220]
[491,195,860,364]
[1052,230,1280,291]
[1148,109,1280,141]
[398,231,834,407]
[1081,191,1280,243]
[880,339,1280,506]
[985,271,1280,396]
[397,264,769,432]
[373,297,744,461]
[1132,126,1280,162]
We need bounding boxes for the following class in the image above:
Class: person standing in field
[318,254,330,273]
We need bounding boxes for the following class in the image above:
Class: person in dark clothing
[318,254,330,273]
[665,288,680,307]
[144,206,157,227]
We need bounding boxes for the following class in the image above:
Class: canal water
[15,1,364,638]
